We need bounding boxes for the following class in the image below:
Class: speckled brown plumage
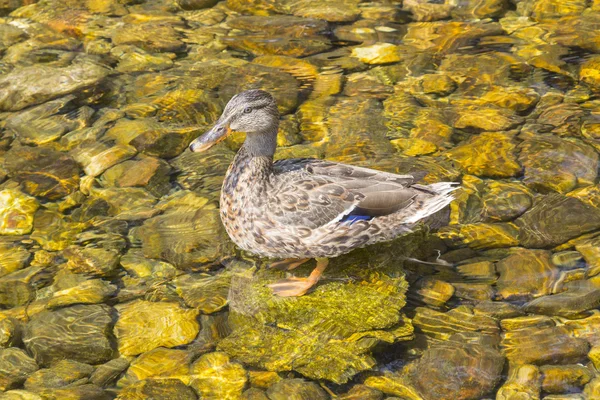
[189,89,457,296]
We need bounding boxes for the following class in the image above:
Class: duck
[189,89,457,297]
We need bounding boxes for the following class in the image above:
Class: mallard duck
[189,89,456,297]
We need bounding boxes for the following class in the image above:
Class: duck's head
[189,89,279,153]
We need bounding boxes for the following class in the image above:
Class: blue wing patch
[340,214,372,224]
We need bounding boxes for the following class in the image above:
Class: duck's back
[223,158,456,259]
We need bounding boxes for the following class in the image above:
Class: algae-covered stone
[0,58,109,111]
[219,260,414,384]
[23,304,114,366]
[266,378,328,400]
[117,379,198,400]
[189,352,247,400]
[0,348,38,391]
[444,132,521,178]
[115,300,199,356]
[421,74,457,96]
[351,43,400,65]
[515,194,600,248]
[24,359,94,390]
[70,141,137,178]
[496,249,559,300]
[0,189,38,235]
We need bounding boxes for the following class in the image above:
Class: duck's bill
[189,122,232,152]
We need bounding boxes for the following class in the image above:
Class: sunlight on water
[1,0,600,398]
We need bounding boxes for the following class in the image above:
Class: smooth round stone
[115,300,200,356]
[189,352,247,399]
[0,347,38,391]
[242,388,269,400]
[266,379,328,400]
[0,243,30,278]
[496,364,541,400]
[339,384,384,400]
[35,384,111,400]
[23,304,114,367]
[63,247,120,277]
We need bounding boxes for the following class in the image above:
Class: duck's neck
[222,127,277,197]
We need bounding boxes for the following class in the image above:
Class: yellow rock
[0,189,39,235]
[248,371,281,389]
[496,364,541,400]
[118,347,193,387]
[421,74,456,96]
[445,132,521,178]
[189,352,247,400]
[390,138,437,156]
[580,56,600,89]
[454,106,522,131]
[351,43,400,65]
[115,300,200,356]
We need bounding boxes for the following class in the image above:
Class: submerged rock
[496,249,559,300]
[540,364,593,394]
[4,146,80,200]
[515,194,600,248]
[135,191,230,269]
[189,352,247,400]
[518,136,598,193]
[219,251,415,384]
[118,347,193,387]
[444,132,521,178]
[23,304,114,367]
[0,189,38,235]
[266,378,328,400]
[117,379,198,400]
[24,359,94,390]
[0,58,109,112]
[410,334,504,400]
[115,300,199,356]
[0,348,38,391]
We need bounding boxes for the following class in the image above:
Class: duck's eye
[243,107,252,114]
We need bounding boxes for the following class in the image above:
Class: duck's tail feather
[403,182,458,224]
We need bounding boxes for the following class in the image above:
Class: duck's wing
[269,159,423,229]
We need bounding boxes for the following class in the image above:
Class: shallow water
[1,0,600,398]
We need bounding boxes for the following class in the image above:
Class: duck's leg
[268,258,310,271]
[268,258,329,297]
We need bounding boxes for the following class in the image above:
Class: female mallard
[189,89,456,297]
